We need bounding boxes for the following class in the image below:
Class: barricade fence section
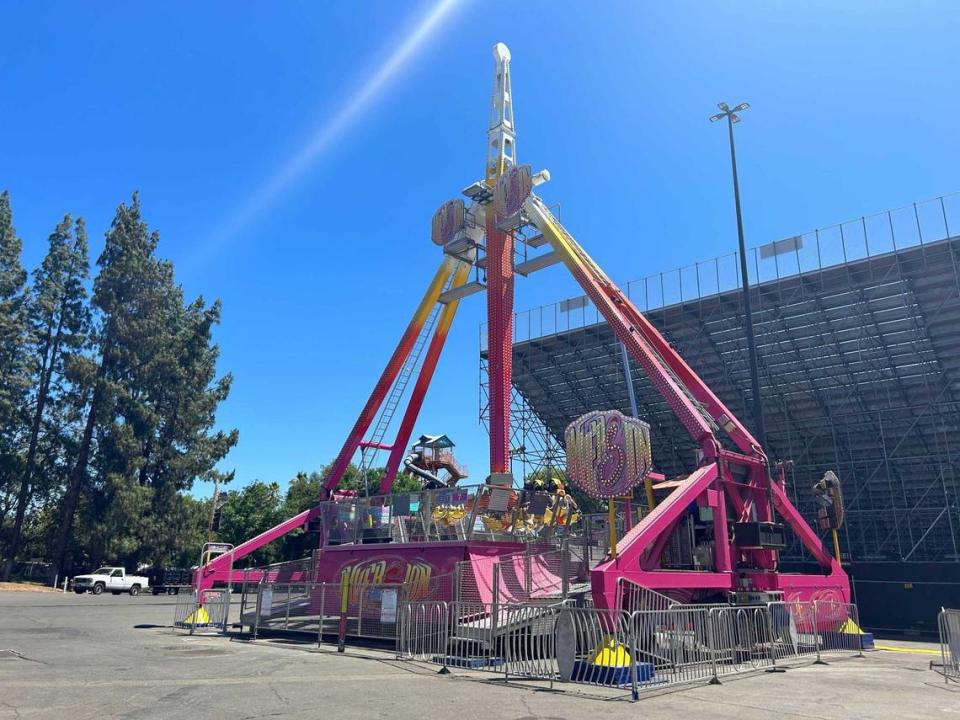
[561,606,637,694]
[815,601,864,657]
[632,606,719,690]
[172,589,231,634]
[936,608,960,683]
[709,606,775,676]
[399,600,449,661]
[246,581,407,645]
[767,601,820,667]
[398,599,866,699]
[502,603,561,684]
[249,581,343,645]
[173,590,200,628]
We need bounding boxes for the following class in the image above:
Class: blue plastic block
[571,660,655,686]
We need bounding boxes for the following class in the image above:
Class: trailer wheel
[129,585,141,596]
[167,587,177,596]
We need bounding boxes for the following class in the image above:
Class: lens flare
[190,0,463,269]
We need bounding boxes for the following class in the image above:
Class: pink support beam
[486,214,514,474]
[769,476,841,571]
[195,505,324,591]
[591,464,722,610]
[618,298,764,458]
[711,487,732,573]
[526,198,763,459]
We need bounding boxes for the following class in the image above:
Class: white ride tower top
[486,42,516,186]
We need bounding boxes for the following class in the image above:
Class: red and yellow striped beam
[379,260,473,493]
[322,255,457,497]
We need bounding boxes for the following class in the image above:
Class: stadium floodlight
[709,100,767,450]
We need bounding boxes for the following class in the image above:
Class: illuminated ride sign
[564,410,652,499]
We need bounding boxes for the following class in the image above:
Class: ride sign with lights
[564,410,652,499]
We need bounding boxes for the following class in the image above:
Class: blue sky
[3,1,958,498]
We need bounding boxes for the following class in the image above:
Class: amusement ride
[194,42,850,637]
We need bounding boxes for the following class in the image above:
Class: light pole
[710,102,767,452]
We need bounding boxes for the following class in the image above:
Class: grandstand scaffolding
[482,192,960,566]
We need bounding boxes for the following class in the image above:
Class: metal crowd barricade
[250,581,321,639]
[445,601,501,668]
[631,605,718,691]
[398,600,449,660]
[766,601,820,667]
[353,583,407,640]
[813,601,864,658]
[173,589,200,628]
[398,599,562,677]
[502,604,561,684]
[393,596,869,700]
[248,580,405,645]
[201,589,231,631]
[173,588,231,635]
[936,608,960,683]
[709,606,774,676]
[556,606,638,696]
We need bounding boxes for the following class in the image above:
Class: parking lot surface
[1,591,956,719]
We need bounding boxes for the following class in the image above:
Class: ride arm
[523,195,716,450]
[194,505,324,591]
[523,195,763,460]
[378,260,473,493]
[322,255,457,497]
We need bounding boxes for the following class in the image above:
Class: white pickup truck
[72,567,149,596]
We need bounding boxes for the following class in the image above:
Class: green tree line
[0,189,427,578]
[0,190,238,579]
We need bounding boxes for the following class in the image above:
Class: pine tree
[52,194,163,575]
[52,193,237,575]
[2,216,89,580]
[0,191,29,508]
[130,293,238,567]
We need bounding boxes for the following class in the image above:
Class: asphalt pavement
[0,590,956,719]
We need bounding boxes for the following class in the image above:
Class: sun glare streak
[190,0,462,269]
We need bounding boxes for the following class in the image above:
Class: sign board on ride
[431,199,465,246]
[259,588,273,618]
[206,543,232,555]
[564,410,652,499]
[494,164,532,218]
[380,589,398,624]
